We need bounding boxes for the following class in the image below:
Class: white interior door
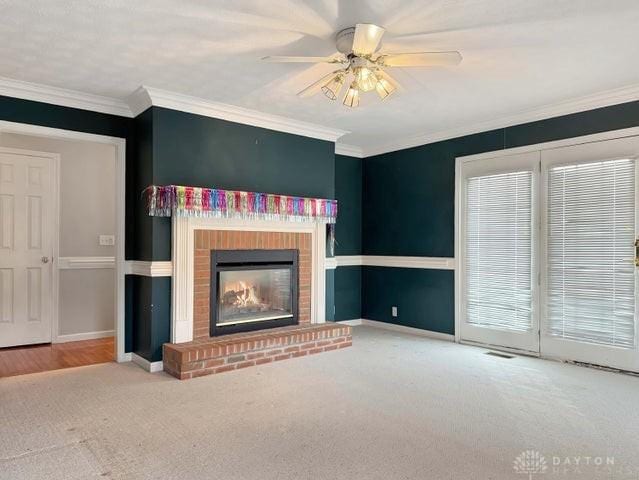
[0,147,54,348]
[541,136,639,372]
[459,151,540,353]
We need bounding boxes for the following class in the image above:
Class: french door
[540,139,639,371]
[459,151,540,353]
[460,136,639,371]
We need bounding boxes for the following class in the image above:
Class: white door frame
[455,125,639,365]
[0,120,127,362]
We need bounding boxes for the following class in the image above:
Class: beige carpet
[1,326,638,479]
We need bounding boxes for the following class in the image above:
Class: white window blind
[465,171,534,331]
[547,158,636,348]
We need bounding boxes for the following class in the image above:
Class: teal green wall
[362,100,639,334]
[334,154,362,321]
[362,267,454,334]
[335,155,362,256]
[133,106,338,361]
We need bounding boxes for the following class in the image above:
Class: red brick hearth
[164,323,352,380]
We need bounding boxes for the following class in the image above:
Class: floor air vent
[485,351,515,359]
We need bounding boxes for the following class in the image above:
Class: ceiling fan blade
[262,55,341,63]
[379,51,462,67]
[352,23,386,56]
[297,70,343,98]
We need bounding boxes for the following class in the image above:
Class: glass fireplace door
[218,267,293,326]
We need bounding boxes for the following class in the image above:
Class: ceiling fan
[262,23,462,108]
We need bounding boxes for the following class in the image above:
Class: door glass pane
[465,171,534,331]
[546,158,636,348]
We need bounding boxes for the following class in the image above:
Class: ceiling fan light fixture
[321,74,345,101]
[354,67,378,92]
[265,23,463,109]
[375,76,396,100]
[342,82,360,108]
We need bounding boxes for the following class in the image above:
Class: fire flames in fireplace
[217,269,293,326]
[222,280,266,310]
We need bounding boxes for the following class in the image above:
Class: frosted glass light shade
[342,83,360,108]
[321,74,345,100]
[355,67,378,92]
[375,77,396,100]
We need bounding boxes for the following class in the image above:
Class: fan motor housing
[336,27,356,54]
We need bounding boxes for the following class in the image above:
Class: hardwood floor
[0,337,114,378]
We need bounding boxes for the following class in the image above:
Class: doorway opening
[0,121,126,376]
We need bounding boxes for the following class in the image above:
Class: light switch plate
[99,235,115,246]
[391,306,398,317]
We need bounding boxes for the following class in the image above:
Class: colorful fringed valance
[145,185,338,224]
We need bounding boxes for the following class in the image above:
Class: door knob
[41,256,49,264]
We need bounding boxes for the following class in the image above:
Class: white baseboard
[131,353,164,373]
[118,352,132,363]
[55,329,115,343]
[337,319,363,326]
[359,319,455,341]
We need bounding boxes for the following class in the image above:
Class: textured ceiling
[2,0,639,150]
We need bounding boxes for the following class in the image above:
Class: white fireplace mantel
[171,216,327,344]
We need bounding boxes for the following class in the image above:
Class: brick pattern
[163,324,352,380]
[193,230,312,339]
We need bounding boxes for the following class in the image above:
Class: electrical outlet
[391,306,398,317]
[99,235,115,246]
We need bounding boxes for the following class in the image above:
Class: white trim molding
[359,319,455,341]
[358,82,639,158]
[128,86,348,142]
[3,76,639,158]
[335,143,365,158]
[171,216,327,344]
[363,256,455,270]
[0,77,348,143]
[125,260,173,277]
[327,255,455,270]
[325,257,338,270]
[131,353,164,373]
[0,76,133,117]
[58,256,115,269]
[55,329,115,343]
[334,255,364,267]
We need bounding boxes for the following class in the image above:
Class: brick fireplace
[163,217,351,379]
[193,230,312,338]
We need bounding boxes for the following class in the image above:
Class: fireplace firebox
[210,249,299,336]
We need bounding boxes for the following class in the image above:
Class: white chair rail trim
[58,256,115,269]
[124,255,457,274]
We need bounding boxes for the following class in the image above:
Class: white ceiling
[2,0,639,153]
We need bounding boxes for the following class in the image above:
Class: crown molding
[3,76,637,156]
[361,83,639,158]
[128,86,348,143]
[335,143,365,158]
[0,76,134,117]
